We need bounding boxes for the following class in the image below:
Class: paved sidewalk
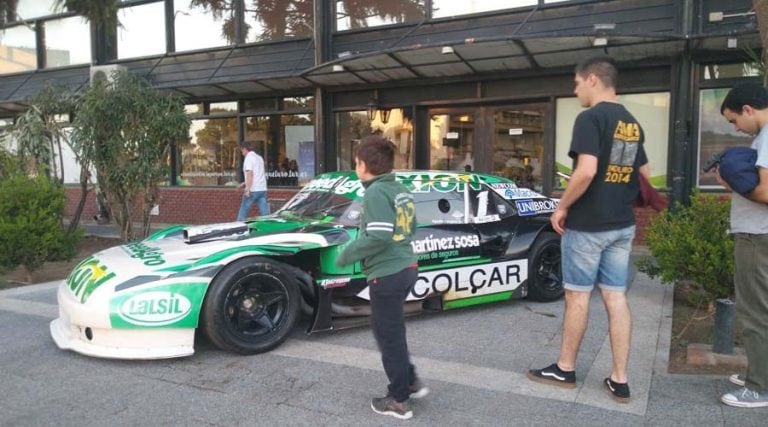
[0,222,764,425]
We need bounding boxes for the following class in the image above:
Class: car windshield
[276,190,361,226]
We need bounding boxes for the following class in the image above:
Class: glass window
[555,93,670,188]
[185,103,204,115]
[703,63,761,80]
[245,114,315,187]
[175,2,234,51]
[493,108,545,192]
[245,0,313,43]
[282,96,315,110]
[45,16,91,67]
[336,109,414,171]
[335,0,426,31]
[429,113,473,172]
[0,25,37,74]
[432,0,535,19]
[244,98,277,112]
[17,0,57,20]
[118,2,165,59]
[178,118,239,186]
[698,88,753,188]
[210,101,238,113]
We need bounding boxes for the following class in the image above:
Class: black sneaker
[410,379,429,399]
[371,396,413,420]
[526,363,576,388]
[604,378,630,403]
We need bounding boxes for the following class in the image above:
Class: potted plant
[637,191,736,354]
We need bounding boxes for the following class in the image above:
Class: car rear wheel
[202,257,300,354]
[527,232,563,302]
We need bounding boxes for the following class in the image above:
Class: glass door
[428,111,475,172]
[492,106,546,192]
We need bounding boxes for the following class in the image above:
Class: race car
[50,171,563,359]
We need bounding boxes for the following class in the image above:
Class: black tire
[527,232,563,302]
[202,257,300,354]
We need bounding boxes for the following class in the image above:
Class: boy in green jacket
[336,135,427,420]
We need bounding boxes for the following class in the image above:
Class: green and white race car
[50,171,562,359]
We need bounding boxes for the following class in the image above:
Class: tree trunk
[754,0,768,85]
[67,165,91,235]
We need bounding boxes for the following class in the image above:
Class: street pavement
[0,224,766,426]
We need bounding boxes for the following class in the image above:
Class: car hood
[65,217,349,304]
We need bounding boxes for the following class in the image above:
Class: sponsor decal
[356,260,528,302]
[411,234,480,254]
[67,255,116,303]
[318,277,351,289]
[118,291,191,326]
[514,198,559,216]
[122,242,166,266]
[411,260,526,301]
[397,173,483,193]
[503,188,542,200]
[472,214,500,224]
[300,176,364,198]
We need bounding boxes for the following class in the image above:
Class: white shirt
[243,151,267,192]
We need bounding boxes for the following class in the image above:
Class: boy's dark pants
[369,266,418,402]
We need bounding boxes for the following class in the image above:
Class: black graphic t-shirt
[566,102,648,231]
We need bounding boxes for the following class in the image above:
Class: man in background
[236,142,269,221]
[717,82,768,408]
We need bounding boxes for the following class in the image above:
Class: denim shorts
[561,225,635,292]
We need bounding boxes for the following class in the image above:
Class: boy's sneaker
[371,396,413,419]
[604,378,631,403]
[409,379,429,399]
[721,387,768,408]
[729,374,746,387]
[526,363,576,388]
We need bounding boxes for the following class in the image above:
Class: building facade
[0,0,760,239]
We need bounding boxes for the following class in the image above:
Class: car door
[408,179,483,301]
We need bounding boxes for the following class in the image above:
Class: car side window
[413,187,466,226]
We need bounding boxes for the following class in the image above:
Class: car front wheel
[527,232,563,302]
[202,257,300,354]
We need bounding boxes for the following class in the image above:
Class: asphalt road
[1,276,766,426]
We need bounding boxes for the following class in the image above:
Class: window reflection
[179,118,240,186]
[335,0,426,31]
[0,25,37,74]
[493,109,545,192]
[336,109,414,171]
[432,0,535,19]
[176,2,235,50]
[210,101,238,113]
[245,114,315,187]
[555,93,670,189]
[45,16,91,67]
[703,63,761,80]
[17,0,56,20]
[245,0,313,43]
[698,88,753,187]
[118,2,165,59]
[429,113,473,172]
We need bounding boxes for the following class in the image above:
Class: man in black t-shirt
[527,56,651,404]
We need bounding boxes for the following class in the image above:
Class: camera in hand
[703,152,721,173]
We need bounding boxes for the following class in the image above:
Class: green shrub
[637,191,733,304]
[0,176,82,279]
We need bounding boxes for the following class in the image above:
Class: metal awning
[0,29,761,116]
[303,31,761,88]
